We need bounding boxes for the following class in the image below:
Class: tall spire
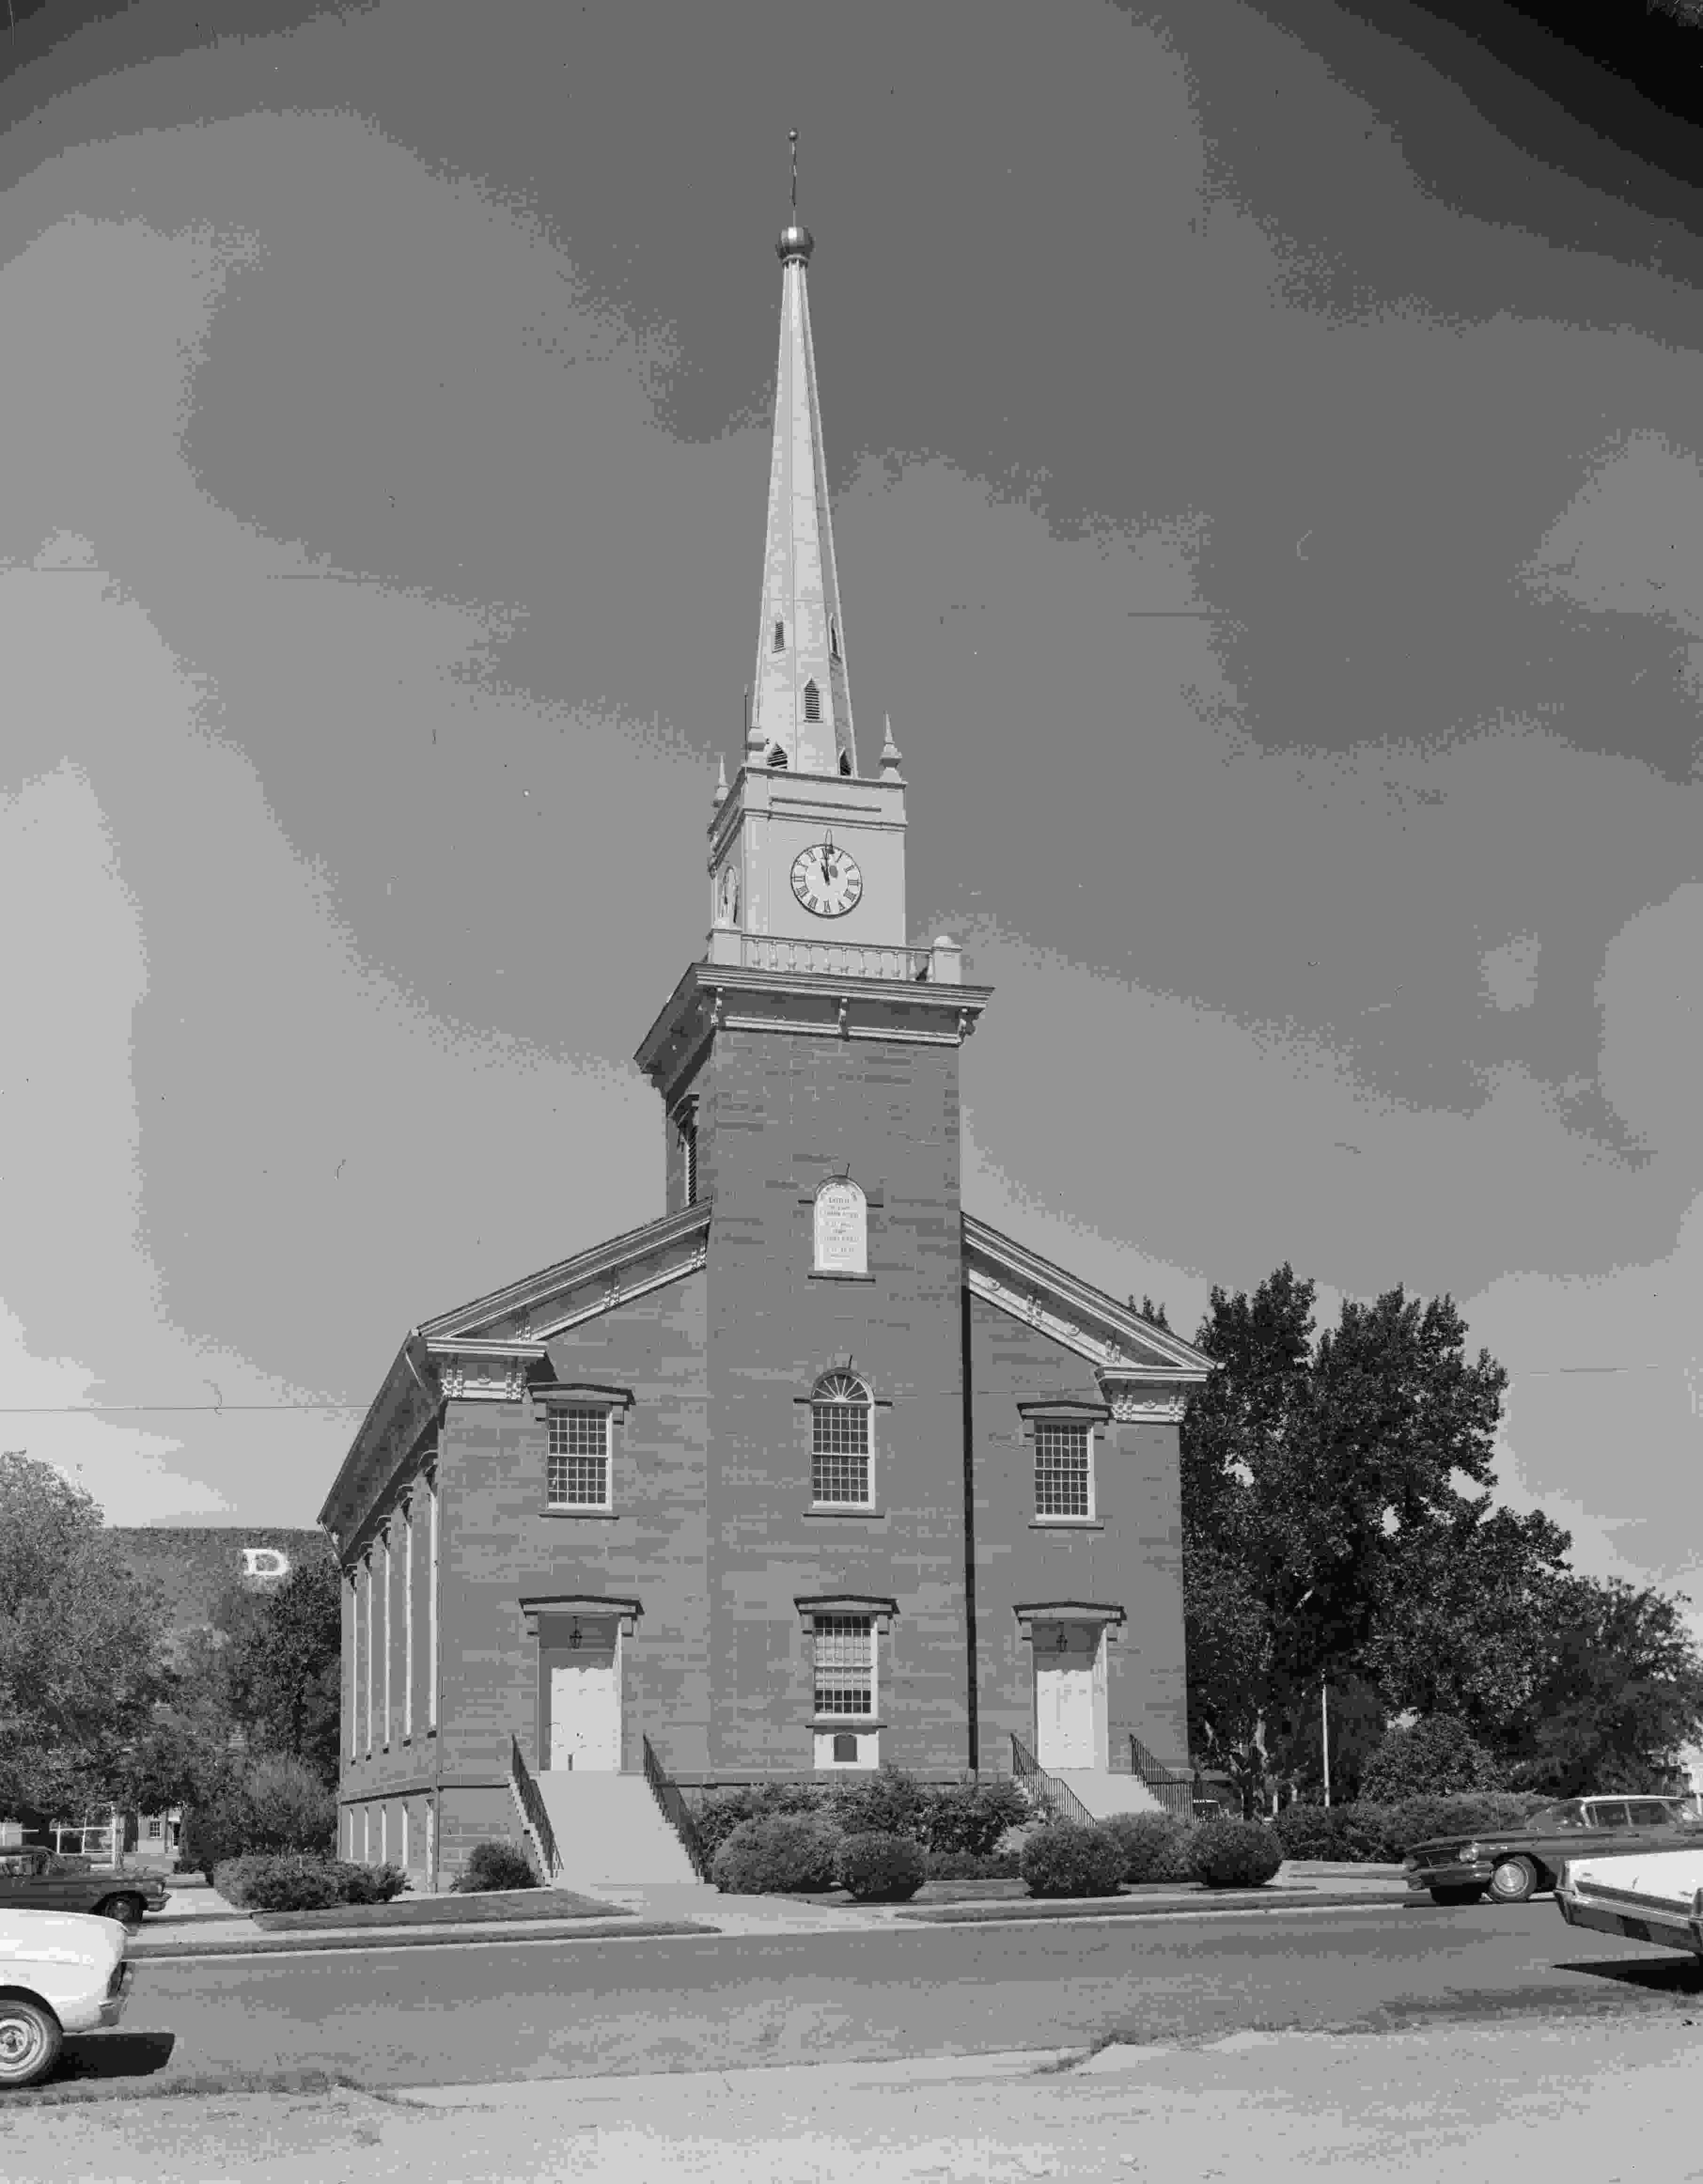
[751,130,856,779]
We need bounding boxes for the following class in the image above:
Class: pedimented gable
[420,1201,712,1352]
[962,1214,1211,1411]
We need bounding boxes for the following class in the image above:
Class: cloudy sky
[3,0,1702,1627]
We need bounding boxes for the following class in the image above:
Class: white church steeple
[749,131,855,780]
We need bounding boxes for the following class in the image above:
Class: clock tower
[704,147,910,960]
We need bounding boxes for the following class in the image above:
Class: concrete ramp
[534,1771,700,1886]
[1055,1771,1165,1821]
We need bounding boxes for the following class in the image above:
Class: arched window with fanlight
[811,1371,872,1506]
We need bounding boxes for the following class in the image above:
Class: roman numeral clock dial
[790,833,863,919]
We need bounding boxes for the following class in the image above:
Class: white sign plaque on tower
[814,1179,867,1275]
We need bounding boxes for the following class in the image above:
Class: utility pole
[1321,1681,1331,1808]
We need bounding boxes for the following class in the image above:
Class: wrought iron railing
[509,1735,562,1882]
[1010,1733,1095,1829]
[642,1735,713,1880]
[1129,1733,1199,1822]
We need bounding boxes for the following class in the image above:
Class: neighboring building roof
[107,1526,332,1638]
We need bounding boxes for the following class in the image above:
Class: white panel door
[1035,1623,1099,1769]
[547,1657,620,1771]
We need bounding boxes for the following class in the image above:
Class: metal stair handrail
[1129,1732,1198,1822]
[1009,1732,1094,1829]
[642,1734,713,1880]
[510,1735,563,1882]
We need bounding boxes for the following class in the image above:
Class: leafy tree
[1359,1715,1502,1802]
[219,1556,341,1786]
[1507,1577,1703,1794]
[1361,1501,1574,1751]
[0,1452,172,1817]
[1180,1268,1510,1809]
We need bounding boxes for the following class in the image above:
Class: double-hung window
[1034,1419,1093,1520]
[811,1373,872,1506]
[813,1614,875,1717]
[548,1407,611,1510]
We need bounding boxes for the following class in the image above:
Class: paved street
[45,1896,1703,2096]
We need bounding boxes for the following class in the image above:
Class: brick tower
[634,147,992,1776]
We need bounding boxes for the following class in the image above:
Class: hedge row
[1271,1793,1555,1864]
[692,1771,1031,1864]
[706,1803,1283,1899]
[212,1854,407,1912]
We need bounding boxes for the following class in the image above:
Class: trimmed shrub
[711,1814,843,1895]
[834,1830,927,1903]
[1099,1810,1186,1884]
[830,1766,929,1843]
[1189,1818,1284,1889]
[694,1784,831,1863]
[922,1849,1024,1880]
[1146,1824,1202,1884]
[213,1853,413,1911]
[327,1860,407,1905]
[233,1855,344,1913]
[1359,1717,1502,1803]
[918,1778,1033,1858]
[454,1840,539,1893]
[1019,1822,1127,1899]
[1272,1804,1346,1861]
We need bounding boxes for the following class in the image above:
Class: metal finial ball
[776,221,814,263]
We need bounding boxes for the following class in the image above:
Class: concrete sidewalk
[132,1864,1412,1955]
[6,2019,1698,2178]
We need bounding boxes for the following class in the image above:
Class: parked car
[1556,1843,1703,1957]
[1405,1795,1703,1905]
[0,1848,168,1929]
[0,1909,132,2087]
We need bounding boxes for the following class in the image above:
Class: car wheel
[0,1996,62,2088]
[95,1893,146,1930]
[1430,1885,1486,1906]
[1488,1855,1539,1904]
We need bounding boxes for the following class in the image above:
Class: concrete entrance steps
[534,1770,699,1886]
[1054,1771,1165,1820]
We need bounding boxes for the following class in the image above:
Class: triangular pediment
[962,1214,1211,1384]
[420,1201,712,1349]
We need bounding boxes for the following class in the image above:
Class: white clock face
[790,835,863,919]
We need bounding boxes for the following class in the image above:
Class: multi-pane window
[1034,1420,1092,1518]
[548,1408,610,1508]
[813,1615,874,1716]
[811,1373,871,1505]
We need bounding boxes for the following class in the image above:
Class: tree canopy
[0,1452,172,1817]
[1177,1267,1703,1809]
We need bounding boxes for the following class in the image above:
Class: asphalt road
[51,1899,1703,2095]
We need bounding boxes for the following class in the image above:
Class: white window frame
[547,1406,614,1511]
[402,1497,414,1739]
[1032,1416,1096,1523]
[812,1612,877,1719]
[809,1373,874,1508]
